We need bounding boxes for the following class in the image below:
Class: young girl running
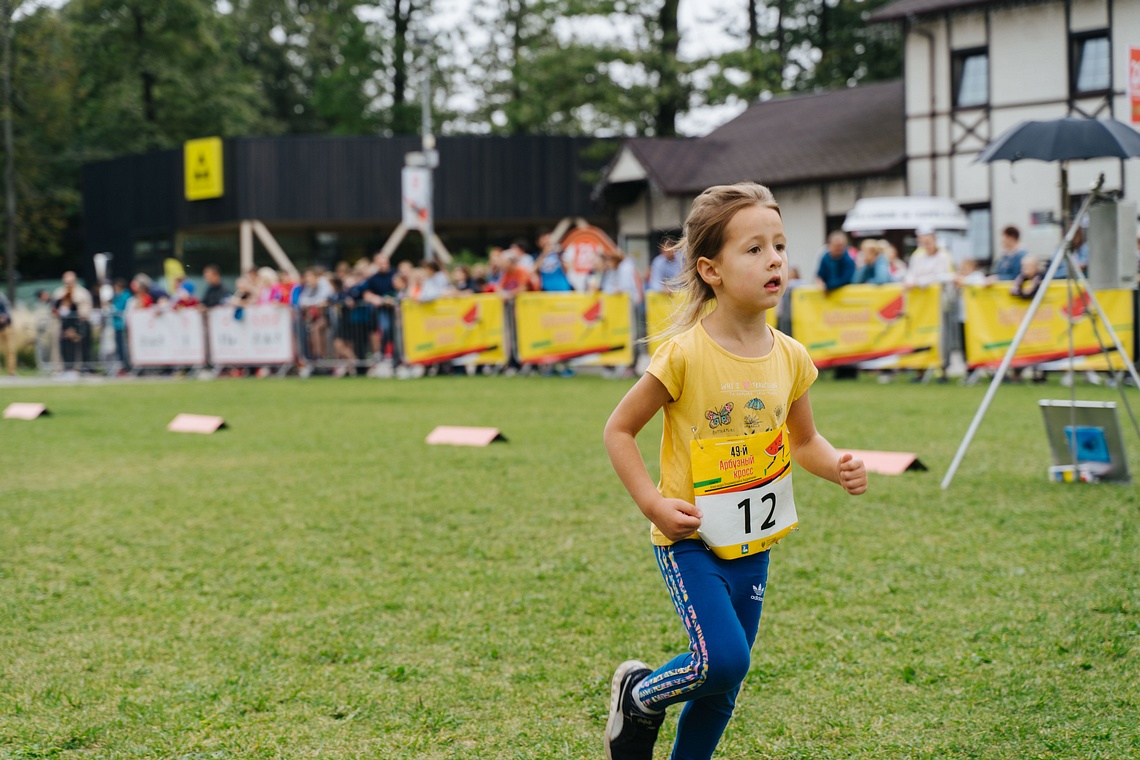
[603,182,867,760]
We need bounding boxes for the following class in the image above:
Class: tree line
[1,0,899,280]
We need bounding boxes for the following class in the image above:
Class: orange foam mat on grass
[3,403,49,420]
[167,414,227,434]
[839,449,926,475]
[425,426,507,447]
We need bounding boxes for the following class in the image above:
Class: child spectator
[172,279,199,309]
[1011,255,1043,299]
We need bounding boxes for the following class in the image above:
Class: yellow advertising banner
[646,291,683,358]
[400,295,506,365]
[514,292,633,366]
[645,291,776,359]
[791,284,942,369]
[962,284,1134,370]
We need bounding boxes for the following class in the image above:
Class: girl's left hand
[838,452,867,495]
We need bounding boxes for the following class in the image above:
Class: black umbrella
[977,117,1140,163]
[977,117,1140,226]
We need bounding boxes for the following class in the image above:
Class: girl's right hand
[648,498,703,542]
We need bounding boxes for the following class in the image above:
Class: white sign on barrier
[127,308,207,367]
[208,305,294,366]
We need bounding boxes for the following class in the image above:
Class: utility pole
[399,35,438,263]
[419,35,436,263]
[1,0,15,305]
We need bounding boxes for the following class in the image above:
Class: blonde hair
[859,238,886,258]
[654,182,781,342]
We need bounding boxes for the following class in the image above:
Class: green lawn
[1,375,1137,759]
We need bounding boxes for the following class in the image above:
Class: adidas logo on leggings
[751,583,765,602]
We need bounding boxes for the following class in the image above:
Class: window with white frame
[963,205,992,264]
[952,48,988,109]
[1071,31,1111,95]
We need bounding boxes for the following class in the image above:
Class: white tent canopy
[842,196,969,235]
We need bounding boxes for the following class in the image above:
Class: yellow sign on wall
[514,292,633,366]
[400,295,507,366]
[184,137,224,200]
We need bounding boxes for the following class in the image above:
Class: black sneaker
[604,660,664,760]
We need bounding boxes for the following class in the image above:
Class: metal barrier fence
[20,297,990,379]
[36,304,406,377]
[294,302,401,376]
[35,309,106,375]
[31,287,1137,378]
[35,296,640,377]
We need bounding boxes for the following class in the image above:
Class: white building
[599,0,1140,272]
[873,0,1140,261]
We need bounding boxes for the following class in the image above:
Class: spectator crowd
[5,220,1137,382]
[16,230,661,378]
[810,222,1140,384]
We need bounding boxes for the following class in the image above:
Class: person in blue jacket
[815,230,855,294]
[853,239,893,284]
[992,225,1027,281]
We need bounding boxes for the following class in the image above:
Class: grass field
[1,374,1138,759]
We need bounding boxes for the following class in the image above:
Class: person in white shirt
[647,242,682,293]
[297,267,334,307]
[417,260,454,303]
[297,267,335,364]
[600,249,644,306]
[904,227,955,288]
[904,227,955,383]
[599,248,644,378]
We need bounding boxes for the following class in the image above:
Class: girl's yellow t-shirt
[645,320,818,546]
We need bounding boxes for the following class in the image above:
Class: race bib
[691,426,798,560]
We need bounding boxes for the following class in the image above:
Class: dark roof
[869,0,1037,23]
[620,80,905,195]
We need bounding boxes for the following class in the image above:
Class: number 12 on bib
[690,427,798,560]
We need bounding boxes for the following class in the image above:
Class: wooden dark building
[83,135,613,278]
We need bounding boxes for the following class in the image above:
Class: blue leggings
[637,539,771,760]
